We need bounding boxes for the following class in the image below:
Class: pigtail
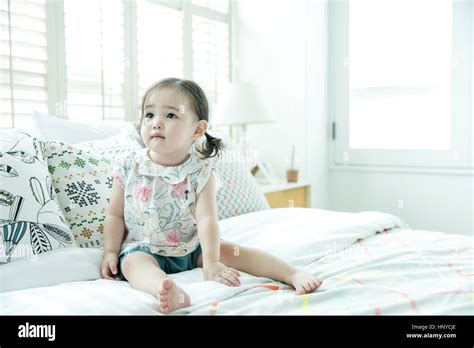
[196,132,224,159]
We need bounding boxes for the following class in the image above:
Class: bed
[2,207,472,315]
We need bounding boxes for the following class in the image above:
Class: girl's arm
[195,172,220,265]
[195,173,240,286]
[103,181,126,255]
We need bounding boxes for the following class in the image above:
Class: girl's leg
[222,243,298,284]
[121,252,190,313]
[198,242,323,294]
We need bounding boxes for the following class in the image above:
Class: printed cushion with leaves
[0,130,75,264]
[45,133,141,248]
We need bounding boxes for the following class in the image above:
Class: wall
[329,170,473,235]
[234,0,329,209]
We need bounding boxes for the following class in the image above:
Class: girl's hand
[101,252,119,280]
[203,261,241,287]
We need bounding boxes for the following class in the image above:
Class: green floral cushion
[45,133,141,248]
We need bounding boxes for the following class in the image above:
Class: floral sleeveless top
[112,148,222,257]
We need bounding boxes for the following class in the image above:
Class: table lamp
[213,82,275,169]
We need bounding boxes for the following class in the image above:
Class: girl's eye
[145,113,154,118]
[167,113,177,119]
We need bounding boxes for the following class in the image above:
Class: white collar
[133,148,203,184]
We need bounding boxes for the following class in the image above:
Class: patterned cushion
[0,130,75,264]
[213,161,270,220]
[192,133,270,220]
[45,133,141,248]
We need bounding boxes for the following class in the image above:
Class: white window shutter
[136,1,183,105]
[1,0,48,128]
[136,0,230,117]
[64,0,125,122]
[192,0,229,14]
[2,0,231,127]
[192,14,229,113]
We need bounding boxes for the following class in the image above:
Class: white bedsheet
[2,208,471,315]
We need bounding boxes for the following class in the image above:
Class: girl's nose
[152,117,163,129]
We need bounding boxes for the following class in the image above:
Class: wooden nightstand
[259,182,311,208]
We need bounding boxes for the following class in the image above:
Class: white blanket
[198,227,473,315]
[8,208,465,315]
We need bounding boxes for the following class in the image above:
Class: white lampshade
[212,82,275,126]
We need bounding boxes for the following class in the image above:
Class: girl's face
[140,87,207,160]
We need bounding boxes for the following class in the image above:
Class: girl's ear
[193,120,208,139]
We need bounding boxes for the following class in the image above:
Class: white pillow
[32,111,142,144]
[0,247,103,293]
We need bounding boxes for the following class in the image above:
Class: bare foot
[290,270,323,295]
[158,278,191,313]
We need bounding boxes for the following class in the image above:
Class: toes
[160,301,169,311]
[162,277,173,290]
[295,286,306,295]
[304,278,322,292]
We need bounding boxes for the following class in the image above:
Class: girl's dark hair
[138,77,224,159]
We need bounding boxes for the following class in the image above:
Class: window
[349,0,452,150]
[192,0,228,14]
[1,0,48,128]
[64,0,125,122]
[192,14,229,111]
[2,0,231,127]
[136,1,183,103]
[135,0,230,118]
[330,0,472,168]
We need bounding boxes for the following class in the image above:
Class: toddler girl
[101,78,323,313]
